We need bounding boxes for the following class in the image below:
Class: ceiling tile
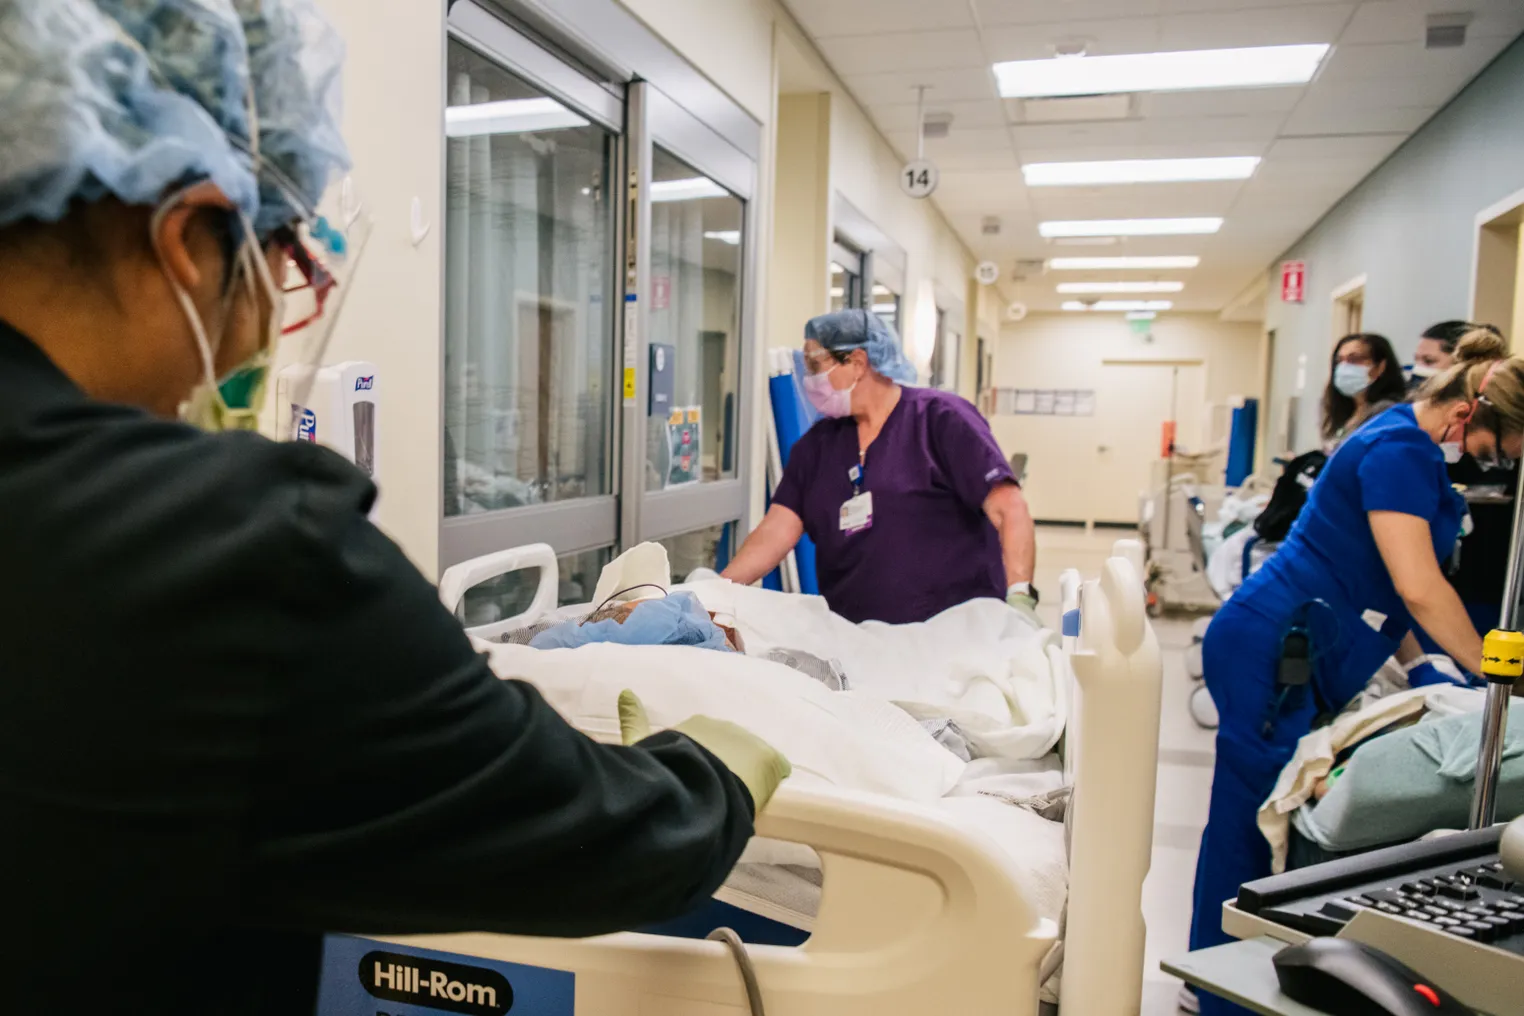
[816,30,984,77]
[1318,37,1513,80]
[1159,3,1355,49]
[783,0,977,38]
[1028,183,1242,219]
[867,99,1011,132]
[1280,102,1436,135]
[1143,87,1305,118]
[974,0,1164,27]
[930,171,1031,211]
[979,18,1163,61]
[1341,0,1524,45]
[1161,0,1354,11]
[843,66,999,106]
[1265,133,1407,160]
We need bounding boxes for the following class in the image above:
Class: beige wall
[991,313,1264,521]
[318,0,445,576]
[768,92,831,351]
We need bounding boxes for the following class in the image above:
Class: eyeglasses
[272,225,336,336]
[803,351,843,376]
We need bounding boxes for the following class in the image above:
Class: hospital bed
[330,541,1163,1016]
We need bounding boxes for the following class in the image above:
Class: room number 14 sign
[900,159,939,199]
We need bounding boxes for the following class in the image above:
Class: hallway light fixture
[995,44,1329,98]
[703,230,741,245]
[445,97,589,137]
[1057,281,1184,294]
[1048,256,1200,270]
[1062,300,1173,312]
[1126,311,1158,321]
[1041,218,1222,237]
[1023,156,1260,186]
[652,177,728,202]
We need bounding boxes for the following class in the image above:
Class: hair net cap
[805,309,918,384]
[0,0,350,237]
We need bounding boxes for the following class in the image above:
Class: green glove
[618,690,792,812]
[1006,590,1042,627]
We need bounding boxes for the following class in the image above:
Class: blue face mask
[1333,362,1373,398]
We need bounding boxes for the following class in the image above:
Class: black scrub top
[0,322,754,1014]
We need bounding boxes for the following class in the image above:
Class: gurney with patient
[316,539,1164,1016]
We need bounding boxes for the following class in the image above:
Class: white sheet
[681,579,1068,762]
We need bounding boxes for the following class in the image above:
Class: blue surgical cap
[0,0,350,238]
[804,309,918,384]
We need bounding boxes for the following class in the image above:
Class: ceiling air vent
[1426,12,1472,49]
[922,111,955,140]
[1009,92,1137,124]
[982,216,1002,236]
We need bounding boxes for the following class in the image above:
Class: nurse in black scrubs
[0,3,781,1013]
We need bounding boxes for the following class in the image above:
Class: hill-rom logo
[359,950,513,1016]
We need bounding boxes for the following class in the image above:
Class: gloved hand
[618,690,792,812]
[1006,587,1041,626]
[1403,654,1470,688]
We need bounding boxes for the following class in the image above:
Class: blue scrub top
[1234,404,1466,714]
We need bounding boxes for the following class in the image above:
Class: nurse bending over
[724,310,1037,625]
[1189,329,1524,1015]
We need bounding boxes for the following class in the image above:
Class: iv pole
[1470,485,1524,828]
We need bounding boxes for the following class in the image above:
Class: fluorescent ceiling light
[1062,300,1174,312]
[1041,217,1222,237]
[445,97,589,137]
[1023,156,1260,186]
[651,177,727,202]
[1057,281,1185,294]
[1048,256,1201,270]
[830,287,845,298]
[872,303,899,314]
[1126,311,1158,321]
[703,230,741,245]
[995,44,1330,98]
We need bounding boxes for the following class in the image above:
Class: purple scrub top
[773,386,1015,624]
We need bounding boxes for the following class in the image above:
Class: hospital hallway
[1032,525,1212,1016]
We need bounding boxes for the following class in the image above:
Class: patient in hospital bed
[469,543,1073,995]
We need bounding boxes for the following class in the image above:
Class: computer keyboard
[1236,827,1524,953]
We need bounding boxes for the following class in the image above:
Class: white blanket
[682,579,1068,762]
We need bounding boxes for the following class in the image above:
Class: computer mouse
[1503,814,1524,882]
[1273,938,1472,1016]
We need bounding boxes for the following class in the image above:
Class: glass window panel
[658,522,737,583]
[872,283,901,337]
[646,148,744,491]
[457,546,614,626]
[443,41,615,518]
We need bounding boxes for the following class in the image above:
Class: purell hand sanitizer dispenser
[276,361,379,482]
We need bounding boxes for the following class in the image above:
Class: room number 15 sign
[900,159,939,199]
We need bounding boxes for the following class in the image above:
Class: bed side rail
[437,543,560,640]
[385,784,1056,1015]
[1060,547,1163,1016]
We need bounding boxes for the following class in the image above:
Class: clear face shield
[180,174,373,438]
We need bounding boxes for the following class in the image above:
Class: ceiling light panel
[703,230,741,245]
[445,98,589,137]
[651,177,728,202]
[995,44,1331,98]
[1057,281,1185,294]
[1040,218,1223,237]
[1048,256,1201,270]
[1062,300,1174,312]
[1023,156,1260,186]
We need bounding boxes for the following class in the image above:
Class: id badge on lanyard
[840,462,872,534]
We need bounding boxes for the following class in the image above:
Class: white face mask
[1333,362,1374,398]
[1410,363,1438,380]
[1441,440,1463,465]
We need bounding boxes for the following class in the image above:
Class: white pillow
[476,639,966,803]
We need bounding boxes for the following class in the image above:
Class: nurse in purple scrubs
[723,310,1037,625]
